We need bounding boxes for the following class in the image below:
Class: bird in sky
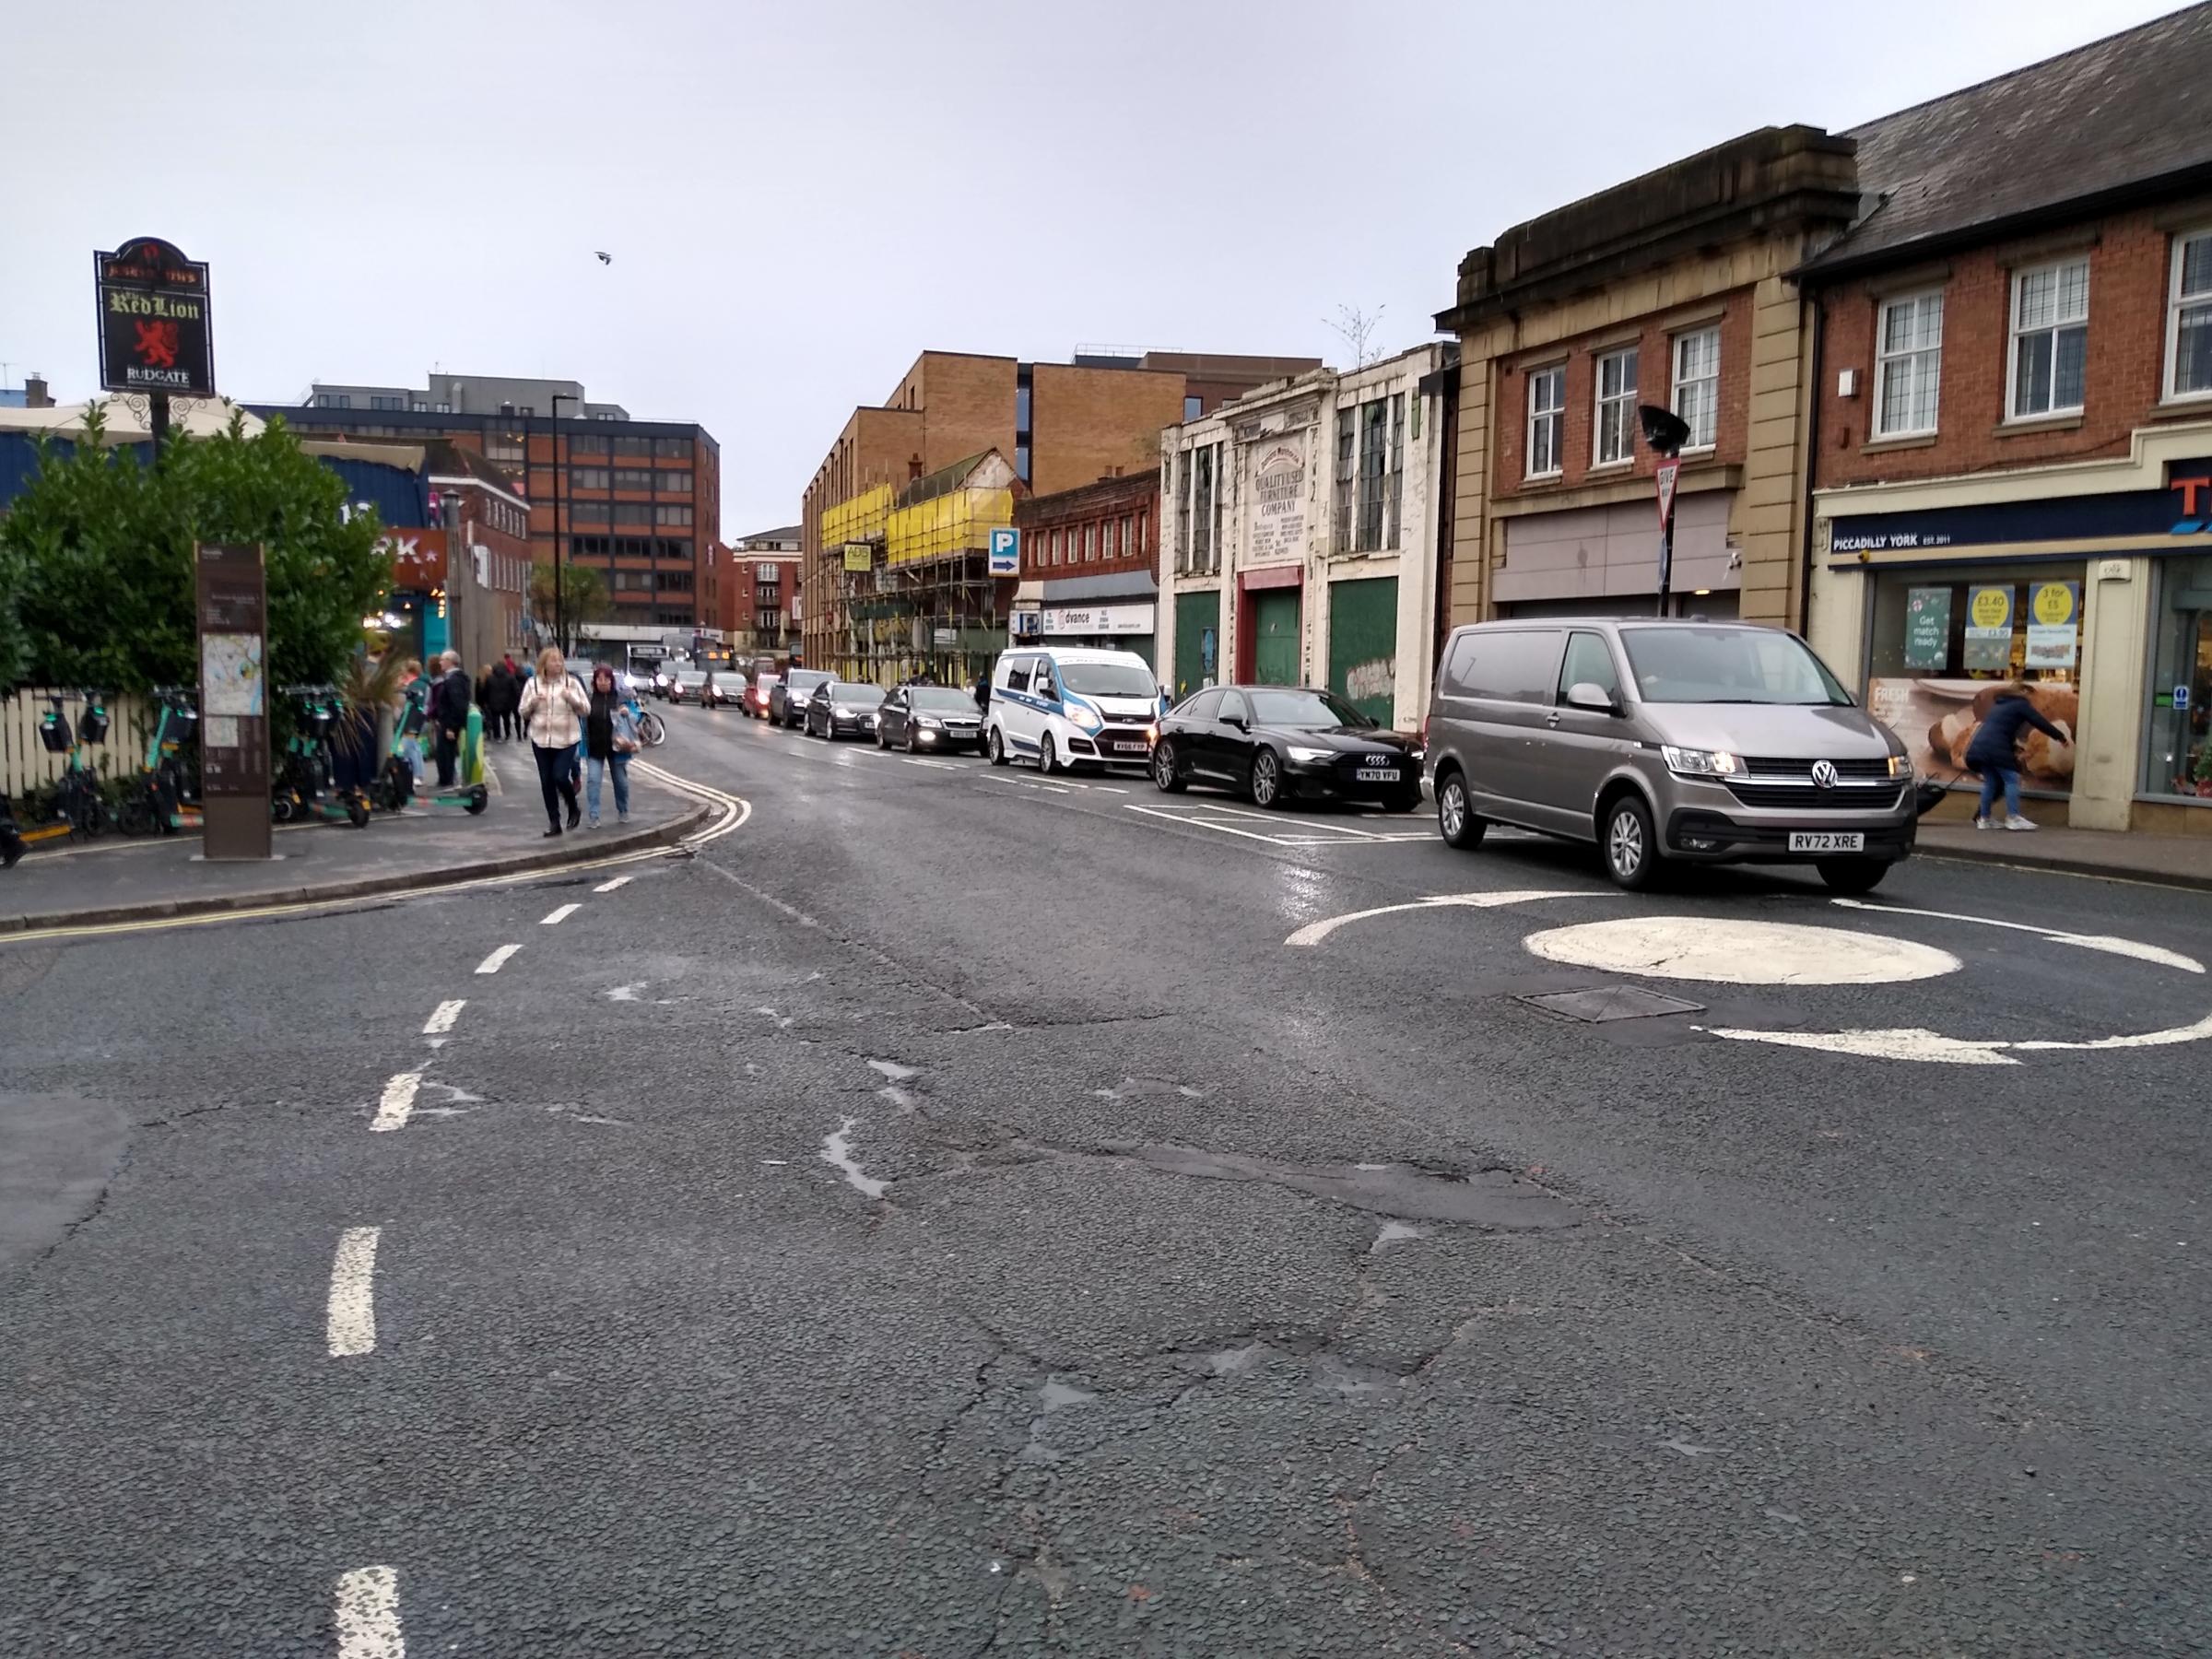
[594,251,612,265]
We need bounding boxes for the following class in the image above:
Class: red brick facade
[1015,472,1158,581]
[1490,297,1756,502]
[1812,206,2206,490]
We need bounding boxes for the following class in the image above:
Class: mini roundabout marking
[1284,889,2211,1066]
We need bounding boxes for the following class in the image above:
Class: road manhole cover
[1519,985,1706,1023]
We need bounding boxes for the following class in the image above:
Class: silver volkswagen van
[1425,619,1914,892]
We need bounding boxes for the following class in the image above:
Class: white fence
[0,688,160,797]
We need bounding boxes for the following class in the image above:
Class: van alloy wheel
[988,728,1008,767]
[1604,795,1658,890]
[1040,734,1058,774]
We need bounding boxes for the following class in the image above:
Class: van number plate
[1113,741,1147,754]
[1788,831,1863,853]
[1355,768,1398,782]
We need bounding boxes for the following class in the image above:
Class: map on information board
[202,632,265,717]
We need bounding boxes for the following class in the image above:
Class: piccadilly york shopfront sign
[1828,459,2212,556]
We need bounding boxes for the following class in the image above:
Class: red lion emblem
[135,320,180,369]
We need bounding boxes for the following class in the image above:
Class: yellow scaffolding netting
[820,483,893,548]
[886,485,1014,567]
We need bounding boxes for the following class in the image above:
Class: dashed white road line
[475,944,521,975]
[334,1565,405,1657]
[371,1073,422,1133]
[326,1227,382,1358]
[421,1000,465,1036]
[540,902,581,925]
[594,875,632,894]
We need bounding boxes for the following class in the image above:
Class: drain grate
[1519,985,1706,1023]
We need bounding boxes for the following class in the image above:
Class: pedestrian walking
[398,657,429,794]
[518,645,587,836]
[432,651,473,789]
[583,664,640,828]
[972,664,991,712]
[487,656,516,741]
[1967,684,2069,831]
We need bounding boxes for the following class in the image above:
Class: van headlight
[1661,746,1744,778]
[1068,705,1102,732]
[1888,753,1912,778]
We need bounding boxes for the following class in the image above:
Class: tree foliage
[0,407,391,693]
[526,561,614,653]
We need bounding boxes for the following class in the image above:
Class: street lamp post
[549,392,582,651]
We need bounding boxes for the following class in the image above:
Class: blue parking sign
[987,527,1020,576]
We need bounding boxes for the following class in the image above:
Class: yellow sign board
[2031,582,2077,626]
[1969,586,2011,629]
[842,543,872,573]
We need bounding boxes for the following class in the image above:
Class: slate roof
[1802,2,2212,275]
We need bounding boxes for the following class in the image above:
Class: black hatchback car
[806,679,884,740]
[876,685,985,752]
[1151,685,1424,810]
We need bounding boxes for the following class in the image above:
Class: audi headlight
[1661,745,1744,777]
[1887,753,1912,778]
[1068,704,1102,732]
[1287,746,1334,764]
[834,705,855,718]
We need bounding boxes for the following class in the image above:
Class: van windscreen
[1060,662,1157,698]
[1619,628,1850,706]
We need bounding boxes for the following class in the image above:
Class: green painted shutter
[1173,591,1220,699]
[1327,576,1399,724]
[1253,590,1301,686]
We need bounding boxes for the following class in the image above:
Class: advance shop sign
[1042,603,1155,637]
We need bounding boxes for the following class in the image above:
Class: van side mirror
[1566,681,1619,714]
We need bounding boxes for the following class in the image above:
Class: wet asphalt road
[2,703,2208,1657]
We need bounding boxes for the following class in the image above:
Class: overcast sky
[2,0,2193,535]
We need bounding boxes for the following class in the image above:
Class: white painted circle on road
[1524,916,1961,985]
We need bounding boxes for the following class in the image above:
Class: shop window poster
[1963,585,2014,673]
[1902,587,1951,670]
[1868,674,2078,796]
[2025,580,2081,670]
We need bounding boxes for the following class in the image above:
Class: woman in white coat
[517,646,589,835]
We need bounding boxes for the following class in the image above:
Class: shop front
[1493,489,1742,619]
[1040,600,1157,667]
[1809,437,2212,830]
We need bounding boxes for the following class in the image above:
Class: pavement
[1919,818,2212,888]
[0,744,708,935]
[3,701,2210,1655]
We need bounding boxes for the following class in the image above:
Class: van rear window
[1006,659,1032,693]
[1446,629,1563,704]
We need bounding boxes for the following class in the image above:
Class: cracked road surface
[3,713,2209,1655]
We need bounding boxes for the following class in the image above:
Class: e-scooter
[117,687,206,837]
[371,683,488,816]
[15,691,114,851]
[273,686,371,829]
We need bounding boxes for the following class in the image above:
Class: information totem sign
[95,236,216,399]
[195,542,272,861]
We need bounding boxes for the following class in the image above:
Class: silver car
[1425,619,1914,893]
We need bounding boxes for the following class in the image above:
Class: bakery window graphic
[1865,578,2080,793]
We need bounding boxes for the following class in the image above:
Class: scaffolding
[826,452,1018,686]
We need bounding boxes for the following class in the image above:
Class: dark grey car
[1425,619,1915,892]
[772,670,832,728]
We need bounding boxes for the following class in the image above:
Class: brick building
[800,347,1317,684]
[724,525,802,656]
[1013,473,1160,664]
[249,373,723,638]
[1436,126,1857,632]
[1157,344,1460,728]
[1801,6,2212,832]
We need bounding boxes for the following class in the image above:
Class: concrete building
[1156,344,1459,729]
[1435,126,1858,632]
[800,347,1318,684]
[249,374,722,635]
[1800,6,2212,832]
[1013,473,1160,665]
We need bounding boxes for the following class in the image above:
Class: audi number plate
[1355,768,1398,782]
[1788,831,1863,853]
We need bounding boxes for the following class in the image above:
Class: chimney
[909,456,924,480]
[24,373,53,408]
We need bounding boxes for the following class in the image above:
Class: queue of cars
[663,622,1924,894]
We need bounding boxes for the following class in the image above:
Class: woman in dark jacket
[1965,686,2067,831]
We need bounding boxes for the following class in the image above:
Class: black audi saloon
[1149,685,1424,810]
